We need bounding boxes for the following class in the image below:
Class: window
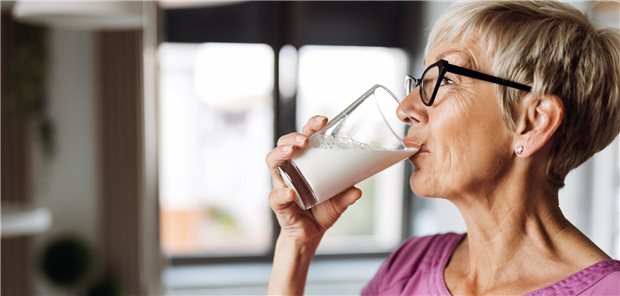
[158,9,620,295]
[294,45,409,253]
[159,43,274,256]
[159,2,620,272]
[159,42,413,258]
[159,1,424,263]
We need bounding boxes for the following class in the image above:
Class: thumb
[312,187,363,231]
[330,187,363,213]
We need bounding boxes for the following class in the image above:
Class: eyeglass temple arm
[446,64,532,92]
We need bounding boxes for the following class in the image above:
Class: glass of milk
[277,84,420,210]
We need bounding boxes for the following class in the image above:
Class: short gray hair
[428,1,620,187]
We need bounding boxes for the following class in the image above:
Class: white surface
[158,43,274,253]
[12,1,142,30]
[32,29,99,295]
[37,28,99,247]
[1,206,51,237]
[560,137,620,258]
[296,45,408,130]
[193,43,273,112]
[589,138,619,257]
[165,258,384,295]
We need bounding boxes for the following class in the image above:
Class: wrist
[276,232,323,252]
[268,233,322,295]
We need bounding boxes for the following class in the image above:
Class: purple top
[362,233,620,295]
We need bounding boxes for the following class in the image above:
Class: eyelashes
[439,76,454,87]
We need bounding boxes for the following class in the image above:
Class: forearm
[268,234,322,295]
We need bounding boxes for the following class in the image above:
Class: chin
[409,172,445,199]
[409,174,431,198]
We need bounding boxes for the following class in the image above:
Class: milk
[278,134,418,209]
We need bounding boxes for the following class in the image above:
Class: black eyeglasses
[405,59,531,106]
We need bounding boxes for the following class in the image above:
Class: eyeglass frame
[405,59,532,107]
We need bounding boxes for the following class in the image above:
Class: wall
[32,29,99,294]
[561,139,620,257]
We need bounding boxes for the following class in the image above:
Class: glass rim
[371,84,420,148]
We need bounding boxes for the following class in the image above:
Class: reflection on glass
[295,45,409,253]
[158,43,273,255]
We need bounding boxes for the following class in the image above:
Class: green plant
[5,22,54,155]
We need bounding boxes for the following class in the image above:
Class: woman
[265,1,620,295]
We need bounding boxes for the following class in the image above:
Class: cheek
[432,103,474,169]
[409,91,510,196]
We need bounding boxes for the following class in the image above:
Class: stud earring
[515,145,524,155]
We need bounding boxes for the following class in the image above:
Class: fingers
[330,187,363,214]
[269,187,297,211]
[277,132,309,147]
[265,143,296,171]
[311,187,362,230]
[266,115,326,175]
[267,131,312,172]
[265,145,295,188]
[266,115,327,169]
[301,115,328,136]
[266,133,309,189]
[266,115,328,189]
[267,134,306,173]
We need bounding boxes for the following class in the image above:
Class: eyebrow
[426,50,477,69]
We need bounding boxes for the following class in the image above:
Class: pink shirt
[362,233,620,295]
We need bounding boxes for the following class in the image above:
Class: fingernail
[314,116,326,122]
[296,135,306,144]
[282,145,291,152]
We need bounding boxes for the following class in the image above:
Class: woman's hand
[266,115,363,295]
[265,115,363,244]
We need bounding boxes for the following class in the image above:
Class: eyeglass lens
[405,76,415,97]
[421,65,440,105]
[405,65,441,106]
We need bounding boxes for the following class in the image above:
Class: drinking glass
[277,84,420,210]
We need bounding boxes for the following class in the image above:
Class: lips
[409,145,429,161]
[403,136,428,152]
[403,127,425,149]
[403,137,422,150]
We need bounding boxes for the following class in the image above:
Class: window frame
[162,1,424,266]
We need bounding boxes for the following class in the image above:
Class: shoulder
[533,259,620,296]
[361,232,465,295]
[580,260,620,295]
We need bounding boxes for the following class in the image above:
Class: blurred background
[1,1,618,295]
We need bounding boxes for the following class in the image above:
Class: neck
[455,178,567,266]
[447,168,605,290]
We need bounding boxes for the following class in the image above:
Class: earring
[515,145,524,155]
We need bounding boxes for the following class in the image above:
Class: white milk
[290,134,418,204]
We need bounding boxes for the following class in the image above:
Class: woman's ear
[513,94,564,158]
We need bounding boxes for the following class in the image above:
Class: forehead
[424,39,490,71]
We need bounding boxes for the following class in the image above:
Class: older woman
[265,1,620,295]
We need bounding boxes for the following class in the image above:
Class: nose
[397,90,427,126]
